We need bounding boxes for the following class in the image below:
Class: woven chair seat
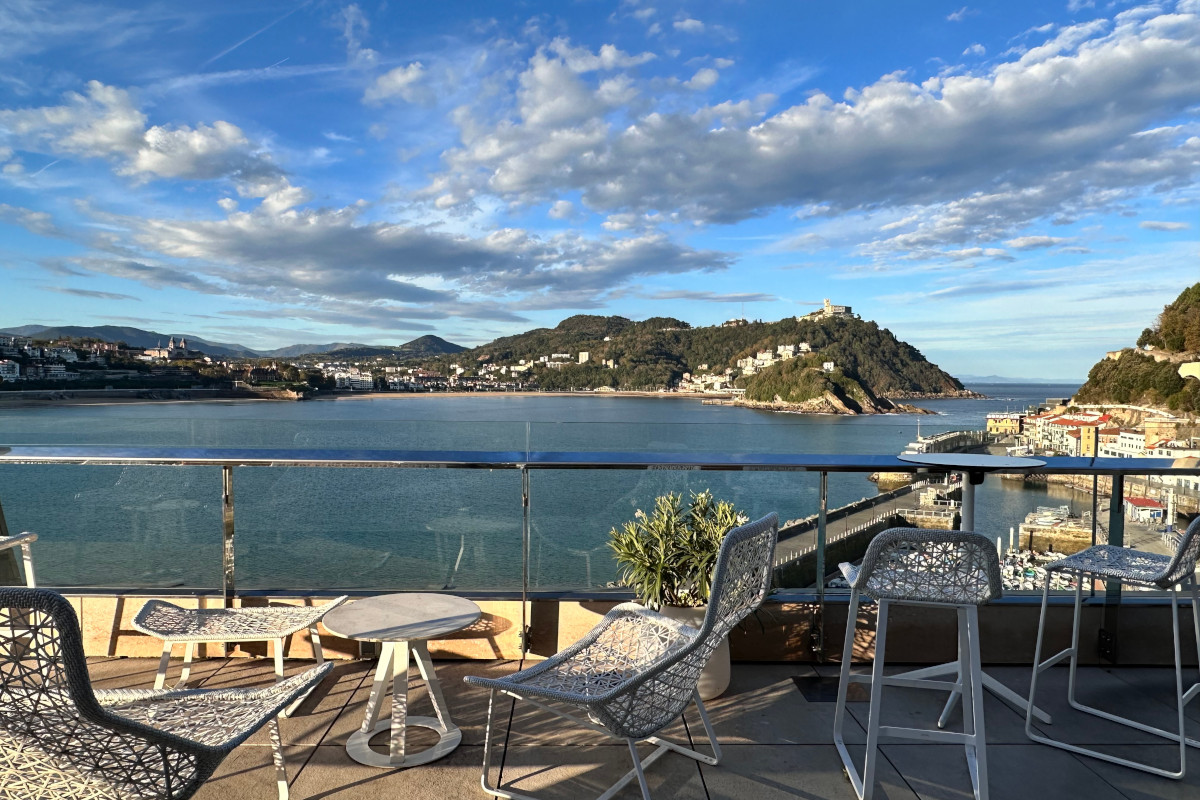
[1046,545,1179,588]
[133,598,346,642]
[467,604,698,703]
[0,727,149,800]
[95,669,327,750]
[839,530,1002,606]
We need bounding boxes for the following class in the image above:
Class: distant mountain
[958,375,1085,384]
[310,336,466,360]
[260,343,369,358]
[0,325,466,362]
[0,325,257,358]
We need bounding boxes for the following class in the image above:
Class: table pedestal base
[346,716,462,768]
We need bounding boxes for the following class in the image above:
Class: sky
[0,0,1198,379]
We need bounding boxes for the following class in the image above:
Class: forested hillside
[1076,282,1200,413]
[446,313,964,401]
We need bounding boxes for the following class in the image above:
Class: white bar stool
[834,528,1003,800]
[1026,515,1200,779]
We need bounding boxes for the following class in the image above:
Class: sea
[0,382,1088,592]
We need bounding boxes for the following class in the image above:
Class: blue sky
[1,0,1197,378]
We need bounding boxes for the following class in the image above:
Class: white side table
[322,593,480,768]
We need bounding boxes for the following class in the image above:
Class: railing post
[1100,473,1124,663]
[520,464,530,657]
[813,471,828,660]
[221,465,236,609]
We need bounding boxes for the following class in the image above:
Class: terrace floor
[86,656,1200,800]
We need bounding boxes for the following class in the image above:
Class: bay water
[0,383,1085,591]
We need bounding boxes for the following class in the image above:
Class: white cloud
[425,8,1200,263]
[339,3,379,66]
[685,68,719,90]
[363,62,427,104]
[548,199,574,219]
[963,43,986,56]
[0,81,288,197]
[674,17,705,34]
[547,39,656,72]
[1140,220,1191,230]
[948,7,976,22]
[1005,235,1070,249]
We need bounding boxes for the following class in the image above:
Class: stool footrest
[878,725,976,745]
[1036,648,1074,672]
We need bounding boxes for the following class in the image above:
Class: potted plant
[608,490,747,699]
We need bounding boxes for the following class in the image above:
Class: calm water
[0,383,1083,591]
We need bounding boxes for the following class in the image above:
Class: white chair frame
[1025,515,1200,779]
[833,528,1003,800]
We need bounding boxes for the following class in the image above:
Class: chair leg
[1065,576,1084,710]
[178,642,195,688]
[833,590,866,800]
[624,739,652,800]
[310,625,325,664]
[154,641,172,691]
[268,716,289,800]
[964,606,988,800]
[19,542,35,588]
[861,599,889,800]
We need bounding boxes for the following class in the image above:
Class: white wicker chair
[133,596,347,702]
[1026,514,1200,779]
[0,588,331,800]
[834,528,1003,800]
[464,513,778,800]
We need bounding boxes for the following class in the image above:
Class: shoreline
[0,387,965,414]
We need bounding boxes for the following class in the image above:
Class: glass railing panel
[0,411,533,452]
[527,467,823,592]
[0,463,222,589]
[232,466,522,591]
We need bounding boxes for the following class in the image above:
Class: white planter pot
[657,605,730,700]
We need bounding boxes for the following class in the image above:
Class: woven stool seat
[134,599,346,642]
[134,597,347,695]
[1044,545,1176,588]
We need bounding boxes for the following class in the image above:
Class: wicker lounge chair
[0,588,331,799]
[1026,514,1200,779]
[464,513,778,800]
[834,528,1003,800]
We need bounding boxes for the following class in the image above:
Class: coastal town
[0,300,863,397]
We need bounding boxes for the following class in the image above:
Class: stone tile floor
[86,656,1200,799]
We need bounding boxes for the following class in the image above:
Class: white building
[0,360,19,381]
[578,351,590,364]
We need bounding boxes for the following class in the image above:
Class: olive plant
[608,490,748,609]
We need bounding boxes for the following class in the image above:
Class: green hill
[449,313,963,403]
[1075,282,1200,413]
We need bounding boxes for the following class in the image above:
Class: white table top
[898,453,1045,471]
[322,593,481,642]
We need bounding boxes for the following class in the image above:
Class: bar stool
[834,528,1002,800]
[1026,515,1200,778]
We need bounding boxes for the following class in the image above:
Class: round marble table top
[322,593,481,643]
[897,453,1045,472]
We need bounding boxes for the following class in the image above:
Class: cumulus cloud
[1139,220,1191,230]
[547,39,656,72]
[674,17,705,34]
[548,199,574,219]
[948,7,977,22]
[425,8,1200,266]
[685,68,719,90]
[0,81,290,200]
[363,62,427,104]
[963,43,986,56]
